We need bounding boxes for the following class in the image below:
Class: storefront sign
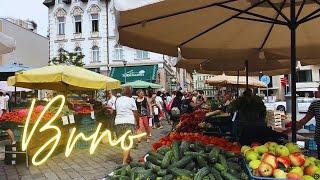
[122,70,145,77]
[21,95,146,166]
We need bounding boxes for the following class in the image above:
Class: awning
[110,65,158,84]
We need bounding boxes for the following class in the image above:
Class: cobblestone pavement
[0,124,171,180]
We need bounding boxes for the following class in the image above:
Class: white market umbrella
[205,74,267,88]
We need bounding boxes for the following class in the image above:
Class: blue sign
[260,75,271,85]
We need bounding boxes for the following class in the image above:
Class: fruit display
[107,141,248,180]
[176,110,206,133]
[152,132,240,154]
[242,141,320,179]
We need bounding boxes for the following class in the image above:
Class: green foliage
[49,50,85,67]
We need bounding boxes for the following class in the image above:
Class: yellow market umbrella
[205,74,267,88]
[7,65,120,91]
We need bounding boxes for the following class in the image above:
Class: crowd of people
[103,86,207,164]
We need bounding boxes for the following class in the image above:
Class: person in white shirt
[114,86,139,164]
[104,90,117,131]
[0,92,5,116]
[4,93,9,112]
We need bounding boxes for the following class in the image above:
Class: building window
[57,0,63,4]
[75,47,82,56]
[115,45,124,60]
[57,17,65,35]
[297,70,312,82]
[91,14,99,32]
[74,15,82,34]
[135,50,149,59]
[74,0,80,2]
[92,46,99,62]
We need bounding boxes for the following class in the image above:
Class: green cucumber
[157,147,170,155]
[157,169,168,176]
[225,151,236,158]
[210,168,223,180]
[147,155,162,166]
[161,151,173,168]
[146,161,161,173]
[196,156,208,168]
[163,174,174,180]
[209,148,220,161]
[218,154,227,169]
[149,151,164,160]
[221,171,238,180]
[194,167,210,180]
[169,167,193,178]
[179,141,191,154]
[172,141,181,161]
[214,163,225,172]
[208,174,216,180]
[227,162,241,171]
[183,151,207,158]
[184,162,195,171]
[170,156,193,168]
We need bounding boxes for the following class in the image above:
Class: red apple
[304,164,319,176]
[289,152,306,167]
[258,162,274,177]
[262,153,278,169]
[252,169,260,176]
[287,172,302,180]
[276,156,291,170]
[251,142,261,148]
[261,152,273,160]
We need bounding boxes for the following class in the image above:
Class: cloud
[0,0,48,36]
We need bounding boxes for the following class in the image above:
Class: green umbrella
[121,80,162,89]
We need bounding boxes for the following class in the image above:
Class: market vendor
[283,85,320,158]
[104,90,116,131]
[232,89,286,145]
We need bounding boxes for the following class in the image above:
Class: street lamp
[122,60,127,83]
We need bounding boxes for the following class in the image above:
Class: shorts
[115,123,136,146]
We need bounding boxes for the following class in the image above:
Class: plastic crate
[304,124,316,131]
[307,140,317,151]
[242,158,286,180]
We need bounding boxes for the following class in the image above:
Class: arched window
[75,47,82,56]
[92,46,99,62]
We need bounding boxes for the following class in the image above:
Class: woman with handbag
[135,90,151,143]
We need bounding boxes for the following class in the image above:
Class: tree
[49,49,85,67]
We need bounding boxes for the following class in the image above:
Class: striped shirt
[307,101,320,143]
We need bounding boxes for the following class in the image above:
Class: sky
[0,0,48,36]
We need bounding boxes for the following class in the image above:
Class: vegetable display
[176,110,206,133]
[152,132,240,155]
[242,141,320,179]
[107,141,248,180]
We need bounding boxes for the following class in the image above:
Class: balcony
[73,33,82,39]
[90,31,100,38]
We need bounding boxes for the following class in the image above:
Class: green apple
[304,165,319,176]
[304,157,316,167]
[314,168,320,178]
[256,145,268,155]
[273,169,287,178]
[268,143,278,153]
[275,145,290,156]
[249,160,261,169]
[241,145,251,154]
[290,166,304,177]
[246,150,259,162]
[286,142,301,153]
[302,175,315,180]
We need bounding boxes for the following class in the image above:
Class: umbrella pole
[14,86,17,107]
[237,70,239,98]
[290,0,297,143]
[245,60,249,89]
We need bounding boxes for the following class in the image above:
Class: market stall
[0,65,121,164]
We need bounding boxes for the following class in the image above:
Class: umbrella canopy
[116,0,320,61]
[0,32,15,55]
[7,65,121,91]
[121,80,162,89]
[115,0,320,142]
[205,74,267,88]
[0,81,31,92]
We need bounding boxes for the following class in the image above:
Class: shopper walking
[104,90,116,132]
[170,91,183,130]
[114,86,139,164]
[135,90,151,143]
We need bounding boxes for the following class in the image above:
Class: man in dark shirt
[284,85,320,157]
